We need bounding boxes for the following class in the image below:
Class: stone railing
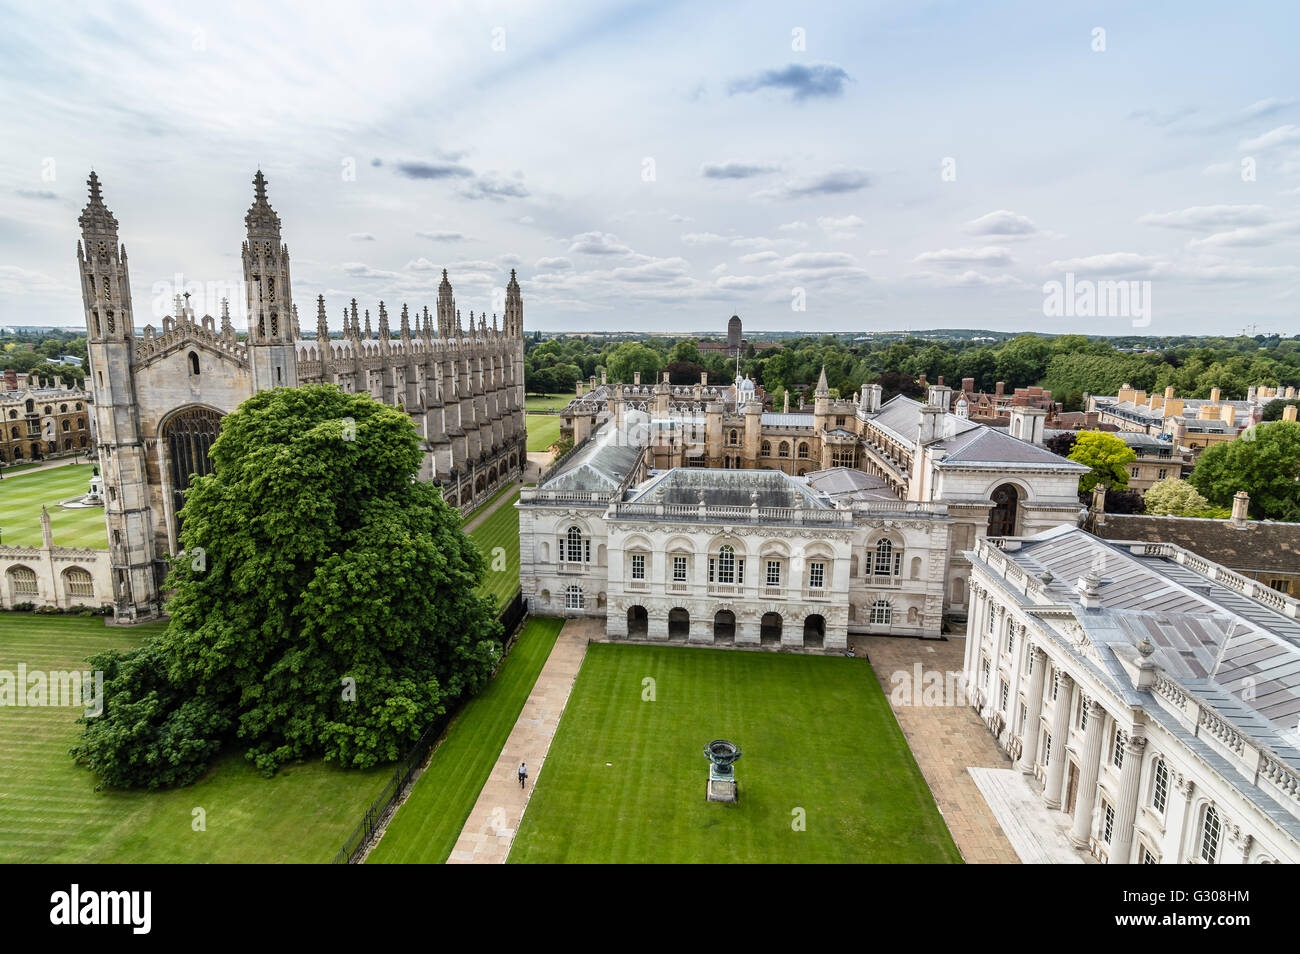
[1138,542,1299,618]
[1198,706,1247,756]
[609,501,853,528]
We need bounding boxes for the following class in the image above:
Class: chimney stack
[1283,404,1298,423]
[1231,491,1250,529]
[918,405,943,444]
[633,371,640,386]
[1091,484,1107,526]
[1210,387,1222,403]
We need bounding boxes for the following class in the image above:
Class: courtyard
[0,462,105,549]
[508,641,962,863]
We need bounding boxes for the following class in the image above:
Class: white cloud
[965,210,1038,236]
[913,246,1013,267]
[1137,205,1273,230]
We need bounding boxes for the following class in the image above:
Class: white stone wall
[966,563,1300,864]
[0,546,112,611]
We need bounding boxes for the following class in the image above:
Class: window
[1018,703,1027,734]
[988,605,996,634]
[1102,802,1115,844]
[564,585,585,610]
[872,600,892,626]
[1043,733,1052,766]
[836,416,846,426]
[8,565,38,597]
[64,567,94,598]
[1079,697,1090,732]
[672,555,687,582]
[1152,759,1168,815]
[765,560,781,587]
[188,351,200,376]
[999,679,1009,713]
[808,561,825,589]
[874,539,893,576]
[797,441,809,459]
[1200,806,1221,863]
[564,526,587,563]
[1051,671,1060,701]
[630,553,645,580]
[778,441,789,457]
[1113,728,1125,768]
[1130,467,1140,478]
[727,430,739,446]
[712,545,737,584]
[1006,626,1015,656]
[1157,468,1167,480]
[761,440,771,456]
[980,657,990,689]
[1141,847,1157,864]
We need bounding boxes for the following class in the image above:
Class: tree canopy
[1188,420,1300,521]
[1068,431,1137,493]
[73,385,502,788]
[1143,477,1211,516]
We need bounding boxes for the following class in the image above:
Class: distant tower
[727,314,742,355]
[504,269,523,338]
[76,172,156,618]
[242,171,298,390]
[437,269,455,338]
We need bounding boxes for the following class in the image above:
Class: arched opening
[188,351,200,376]
[63,566,95,601]
[8,565,39,601]
[803,614,826,648]
[627,605,648,638]
[988,483,1020,537]
[668,607,690,640]
[162,405,223,540]
[713,609,736,643]
[760,612,783,646]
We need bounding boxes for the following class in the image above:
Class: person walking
[517,761,528,789]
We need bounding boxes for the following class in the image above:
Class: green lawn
[0,615,390,863]
[468,490,520,610]
[0,463,106,548]
[509,644,961,863]
[524,393,571,413]
[366,617,564,863]
[525,414,563,453]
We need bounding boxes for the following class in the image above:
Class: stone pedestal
[707,779,737,802]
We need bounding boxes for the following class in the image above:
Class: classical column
[1109,733,1146,864]
[1043,670,1074,809]
[1017,645,1048,774]
[1069,698,1107,849]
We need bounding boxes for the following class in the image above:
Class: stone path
[446,617,599,864]
[461,481,520,534]
[860,634,1021,864]
[968,768,1088,864]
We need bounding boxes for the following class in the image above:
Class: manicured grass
[0,463,106,548]
[509,644,961,863]
[0,614,390,862]
[366,617,564,863]
[525,414,563,453]
[468,490,520,610]
[524,393,571,413]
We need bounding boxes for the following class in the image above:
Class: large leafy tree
[605,342,664,384]
[73,385,501,787]
[1068,431,1137,494]
[1189,420,1300,521]
[1144,477,1211,516]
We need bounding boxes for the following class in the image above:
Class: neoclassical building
[77,171,526,618]
[533,374,1089,641]
[966,524,1300,863]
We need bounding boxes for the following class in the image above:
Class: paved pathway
[968,768,1089,864]
[860,634,1021,864]
[446,617,600,864]
[461,482,520,535]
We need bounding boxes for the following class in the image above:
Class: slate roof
[760,412,815,427]
[1094,514,1300,578]
[626,467,827,509]
[542,421,645,493]
[804,466,900,502]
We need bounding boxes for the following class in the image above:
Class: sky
[1,0,1298,337]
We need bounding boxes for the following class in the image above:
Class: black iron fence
[332,587,526,864]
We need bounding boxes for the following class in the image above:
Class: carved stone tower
[242,171,298,390]
[77,172,157,618]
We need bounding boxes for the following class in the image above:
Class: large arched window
[874,539,894,576]
[761,440,771,456]
[188,351,201,376]
[8,565,38,599]
[797,441,810,459]
[988,483,1020,537]
[712,544,738,584]
[563,526,589,563]
[778,441,789,457]
[163,406,223,539]
[1200,806,1221,863]
[63,567,94,599]
[727,430,740,446]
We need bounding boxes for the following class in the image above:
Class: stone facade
[965,526,1300,863]
[0,507,111,610]
[0,376,92,464]
[77,171,526,619]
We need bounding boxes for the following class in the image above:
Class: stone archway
[988,483,1020,537]
[803,613,826,648]
[668,607,690,640]
[713,609,736,643]
[760,612,783,646]
[627,605,648,638]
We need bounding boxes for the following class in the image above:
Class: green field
[509,644,961,863]
[0,463,106,548]
[366,617,564,863]
[0,615,390,863]
[524,393,571,413]
[525,414,563,453]
[468,491,521,610]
